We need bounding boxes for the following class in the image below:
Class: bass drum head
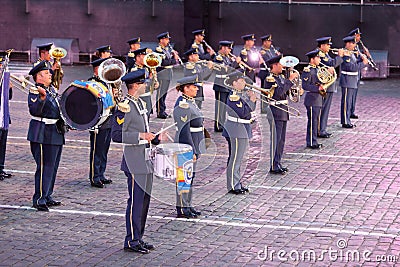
[60,85,102,130]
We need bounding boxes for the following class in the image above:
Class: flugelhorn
[49,46,67,90]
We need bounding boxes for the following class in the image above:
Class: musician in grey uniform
[222,72,256,194]
[191,29,215,61]
[213,41,241,132]
[155,32,180,119]
[267,55,298,174]
[111,69,160,254]
[183,48,213,109]
[339,36,368,128]
[239,34,263,82]
[173,76,205,218]
[316,37,343,138]
[258,34,280,113]
[301,49,325,149]
[126,37,141,72]
[129,47,159,119]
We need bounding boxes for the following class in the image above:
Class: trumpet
[330,48,358,55]
[228,52,255,72]
[49,46,67,90]
[197,60,227,71]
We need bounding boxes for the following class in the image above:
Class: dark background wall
[1,1,399,65]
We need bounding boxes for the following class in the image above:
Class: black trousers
[89,128,112,183]
[0,129,8,171]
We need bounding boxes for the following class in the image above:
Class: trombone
[10,74,37,95]
[228,52,256,72]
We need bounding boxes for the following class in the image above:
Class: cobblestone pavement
[1,64,400,266]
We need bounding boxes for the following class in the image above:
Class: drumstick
[165,132,174,142]
[155,122,177,136]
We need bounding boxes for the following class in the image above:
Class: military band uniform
[340,37,367,128]
[239,34,259,82]
[155,32,177,119]
[222,73,256,193]
[111,70,159,253]
[88,73,113,188]
[0,71,12,180]
[28,62,65,211]
[317,38,343,137]
[349,28,364,118]
[173,76,205,217]
[191,29,215,61]
[130,63,153,119]
[213,41,239,132]
[301,55,323,148]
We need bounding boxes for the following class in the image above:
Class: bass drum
[60,80,115,130]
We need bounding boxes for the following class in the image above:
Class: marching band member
[258,34,280,114]
[87,58,113,188]
[34,43,62,88]
[316,37,343,138]
[126,37,141,72]
[111,69,160,254]
[240,34,263,82]
[183,48,213,109]
[155,32,179,119]
[28,61,65,211]
[223,72,256,194]
[213,41,241,132]
[191,29,215,61]
[301,49,325,149]
[0,58,13,180]
[129,47,159,118]
[340,36,368,128]
[267,55,298,174]
[173,75,205,218]
[95,45,112,59]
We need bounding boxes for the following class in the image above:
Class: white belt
[341,71,358,76]
[138,140,149,145]
[196,82,203,86]
[260,68,268,71]
[216,74,227,78]
[164,65,173,69]
[227,115,251,124]
[140,92,151,97]
[31,116,58,125]
[190,127,204,133]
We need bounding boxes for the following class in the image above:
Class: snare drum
[60,80,114,130]
[154,143,193,191]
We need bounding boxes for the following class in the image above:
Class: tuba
[317,63,337,97]
[279,56,304,103]
[49,47,67,90]
[98,58,126,103]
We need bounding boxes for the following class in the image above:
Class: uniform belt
[164,65,174,69]
[31,116,58,125]
[260,68,268,71]
[227,115,251,124]
[140,92,151,97]
[196,82,203,86]
[341,71,358,76]
[138,140,149,145]
[190,127,204,133]
[215,74,227,78]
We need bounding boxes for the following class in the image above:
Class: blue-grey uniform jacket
[183,62,213,99]
[126,51,136,72]
[192,41,214,61]
[339,53,367,89]
[213,53,240,92]
[155,45,177,80]
[318,50,343,93]
[222,91,256,139]
[27,83,65,145]
[301,65,323,107]
[269,74,292,121]
[173,95,205,156]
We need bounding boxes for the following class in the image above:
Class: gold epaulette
[266,74,275,82]
[318,51,325,58]
[215,55,223,61]
[128,52,135,58]
[303,66,311,72]
[185,62,195,70]
[260,50,266,55]
[229,92,240,102]
[117,100,130,113]
[192,43,199,49]
[241,49,247,56]
[155,46,163,53]
[29,87,39,94]
[179,99,189,109]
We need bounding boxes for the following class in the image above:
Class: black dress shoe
[34,203,49,212]
[47,200,62,206]
[91,181,104,188]
[307,144,323,149]
[350,114,359,119]
[177,211,197,219]
[342,124,354,129]
[101,178,112,184]
[140,240,155,250]
[269,168,286,175]
[0,175,3,181]
[0,171,12,178]
[124,244,149,254]
[190,207,201,216]
[279,166,289,172]
[228,189,246,195]
[318,133,332,138]
[240,185,249,192]
[157,114,167,119]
